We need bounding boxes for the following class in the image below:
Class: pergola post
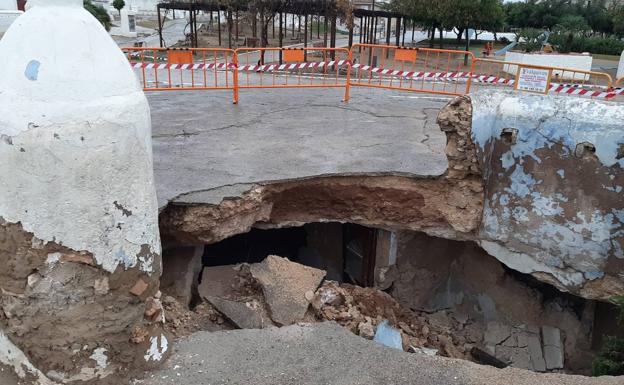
[323,13,328,47]
[304,13,308,61]
[157,4,164,47]
[395,16,400,46]
[330,15,336,59]
[217,10,221,46]
[279,12,283,62]
[317,15,320,38]
[372,15,378,44]
[227,10,232,49]
[236,10,239,43]
[386,16,391,46]
[402,17,407,46]
[358,16,363,44]
[362,16,367,44]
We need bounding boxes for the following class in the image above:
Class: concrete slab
[204,296,273,329]
[542,326,564,370]
[250,255,326,326]
[160,246,204,307]
[142,322,622,385]
[148,88,451,209]
[198,265,240,300]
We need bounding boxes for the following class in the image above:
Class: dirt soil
[311,281,471,359]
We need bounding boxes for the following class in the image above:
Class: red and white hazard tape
[353,64,623,99]
[131,62,233,70]
[237,59,350,72]
[130,60,350,72]
[131,59,624,99]
[351,63,472,81]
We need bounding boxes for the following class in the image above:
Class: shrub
[549,35,624,55]
[592,296,624,377]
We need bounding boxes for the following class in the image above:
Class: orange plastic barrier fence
[122,45,621,103]
[234,47,351,101]
[123,47,238,103]
[349,44,475,97]
[471,58,615,99]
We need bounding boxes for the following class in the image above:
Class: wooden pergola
[156,1,410,49]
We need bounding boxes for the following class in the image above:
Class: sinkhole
[160,222,620,375]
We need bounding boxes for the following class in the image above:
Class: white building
[0,0,21,36]
[353,0,390,11]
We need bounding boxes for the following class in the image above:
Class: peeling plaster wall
[0,1,161,274]
[470,90,624,300]
[0,2,164,382]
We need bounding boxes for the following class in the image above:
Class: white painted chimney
[0,0,161,273]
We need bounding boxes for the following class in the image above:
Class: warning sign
[516,67,551,94]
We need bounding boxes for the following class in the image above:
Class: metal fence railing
[471,58,615,99]
[349,44,475,97]
[235,47,351,102]
[123,47,238,102]
[123,45,621,103]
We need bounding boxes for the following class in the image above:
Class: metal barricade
[234,47,351,102]
[121,45,621,103]
[471,58,615,100]
[612,77,624,100]
[349,44,475,96]
[123,47,238,103]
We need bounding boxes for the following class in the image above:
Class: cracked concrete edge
[165,171,447,208]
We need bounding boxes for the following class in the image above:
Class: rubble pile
[161,294,234,338]
[195,256,325,329]
[161,255,569,373]
[310,281,471,358]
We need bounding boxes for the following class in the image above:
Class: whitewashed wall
[504,51,593,81]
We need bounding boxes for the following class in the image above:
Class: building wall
[470,89,624,300]
[504,51,593,81]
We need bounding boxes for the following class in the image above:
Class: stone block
[541,326,562,348]
[250,255,326,326]
[198,264,240,300]
[484,321,511,345]
[160,246,204,307]
[205,296,273,329]
[527,334,546,372]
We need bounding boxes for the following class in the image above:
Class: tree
[611,5,624,37]
[84,0,111,31]
[113,0,125,17]
[554,14,590,52]
[518,28,546,52]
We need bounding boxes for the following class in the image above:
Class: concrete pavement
[138,322,621,385]
[149,88,452,209]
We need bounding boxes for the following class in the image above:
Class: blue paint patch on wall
[584,271,605,280]
[24,60,40,81]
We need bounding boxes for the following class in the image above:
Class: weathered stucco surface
[470,90,624,300]
[0,2,165,383]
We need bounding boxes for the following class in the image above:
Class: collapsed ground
[158,225,621,376]
[152,96,622,379]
